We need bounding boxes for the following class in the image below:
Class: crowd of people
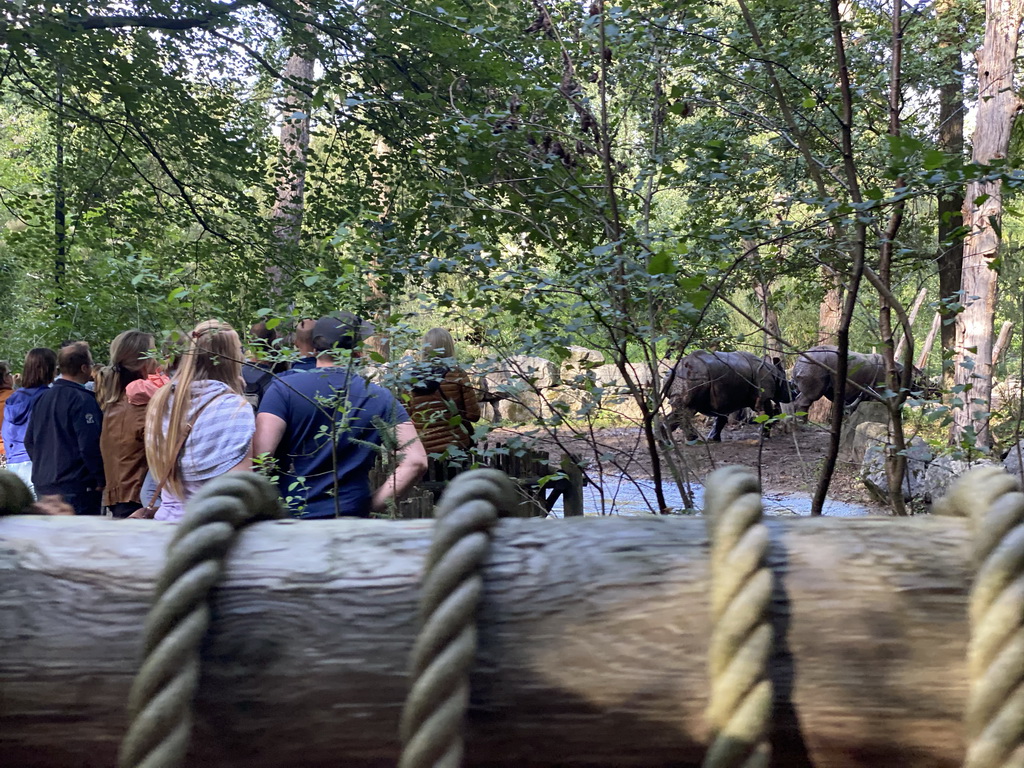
[0,312,483,520]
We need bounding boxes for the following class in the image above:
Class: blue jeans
[6,461,35,500]
[140,470,161,509]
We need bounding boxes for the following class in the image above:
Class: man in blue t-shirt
[254,312,427,518]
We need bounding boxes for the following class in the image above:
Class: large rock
[839,401,889,462]
[848,421,888,467]
[992,378,1023,412]
[925,454,999,506]
[560,346,605,379]
[1003,439,1024,482]
[479,355,560,423]
[585,363,661,423]
[861,436,932,504]
[547,360,675,425]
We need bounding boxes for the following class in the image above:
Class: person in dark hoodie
[25,342,104,515]
[241,321,289,408]
[2,347,57,498]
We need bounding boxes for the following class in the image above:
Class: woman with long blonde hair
[94,330,156,518]
[139,319,254,521]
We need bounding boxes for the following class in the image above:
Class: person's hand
[31,495,74,516]
[127,507,156,520]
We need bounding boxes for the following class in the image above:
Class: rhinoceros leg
[663,407,701,442]
[707,415,727,442]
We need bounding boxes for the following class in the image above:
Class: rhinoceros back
[669,350,771,416]
[792,345,894,406]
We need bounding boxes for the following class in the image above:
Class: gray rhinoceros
[664,350,794,441]
[791,344,926,414]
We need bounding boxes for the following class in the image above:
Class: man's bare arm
[254,412,287,458]
[371,421,428,513]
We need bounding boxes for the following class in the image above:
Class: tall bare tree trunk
[936,0,966,385]
[992,320,1014,368]
[917,312,942,371]
[878,0,911,516]
[809,267,844,423]
[54,60,66,309]
[893,286,927,362]
[755,279,784,361]
[268,52,315,291]
[951,0,1024,446]
[744,239,784,361]
[816,268,844,345]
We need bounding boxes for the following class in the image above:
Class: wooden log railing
[3,467,1022,768]
[0,510,976,768]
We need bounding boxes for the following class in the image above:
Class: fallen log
[0,514,971,767]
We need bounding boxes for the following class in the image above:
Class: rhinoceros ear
[772,356,782,366]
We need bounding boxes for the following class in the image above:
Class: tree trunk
[879,0,909,516]
[936,0,966,383]
[951,0,1024,446]
[267,51,315,290]
[816,268,843,346]
[893,286,927,362]
[992,320,1014,367]
[917,312,942,371]
[746,239,784,362]
[756,279,784,361]
[0,515,972,768]
[810,269,844,423]
[54,61,66,308]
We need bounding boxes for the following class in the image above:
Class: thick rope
[702,466,773,768]
[945,466,1024,768]
[399,469,516,768]
[118,473,283,768]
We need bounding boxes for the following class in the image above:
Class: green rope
[946,466,1024,768]
[398,469,516,768]
[118,473,282,768]
[702,466,773,768]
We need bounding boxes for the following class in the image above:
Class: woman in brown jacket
[95,330,156,518]
[407,328,480,466]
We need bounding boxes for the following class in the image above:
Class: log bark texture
[0,515,972,768]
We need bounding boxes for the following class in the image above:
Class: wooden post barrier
[393,447,587,518]
[0,514,973,767]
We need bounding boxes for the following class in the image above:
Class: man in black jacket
[25,341,104,515]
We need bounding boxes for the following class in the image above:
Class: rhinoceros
[791,345,927,414]
[664,350,794,441]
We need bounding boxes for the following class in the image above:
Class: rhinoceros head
[766,356,795,404]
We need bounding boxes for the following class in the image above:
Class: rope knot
[702,466,773,768]
[118,472,283,768]
[399,468,516,768]
[945,466,1024,768]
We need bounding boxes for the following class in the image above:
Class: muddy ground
[492,420,888,514]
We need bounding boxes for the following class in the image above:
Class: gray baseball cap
[312,312,368,352]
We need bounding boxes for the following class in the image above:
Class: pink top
[126,373,170,406]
